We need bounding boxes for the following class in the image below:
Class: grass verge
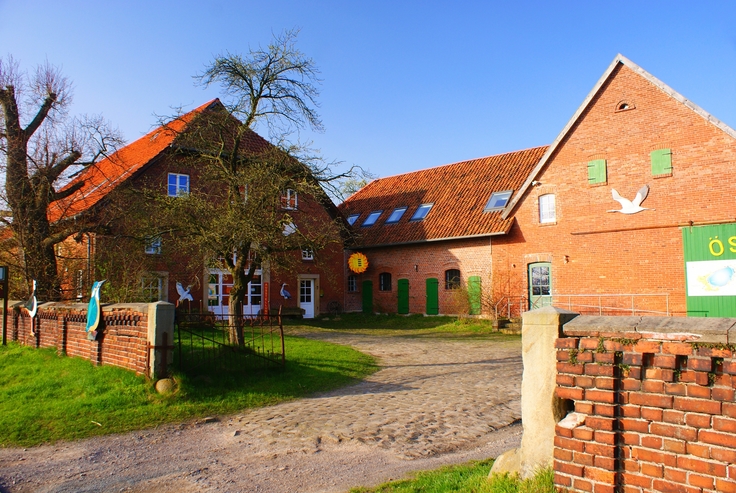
[0,334,376,447]
[349,461,555,493]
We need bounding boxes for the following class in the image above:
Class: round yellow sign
[348,252,369,274]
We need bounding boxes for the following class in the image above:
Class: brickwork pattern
[554,329,736,492]
[344,237,493,314]
[12,305,150,375]
[493,63,736,317]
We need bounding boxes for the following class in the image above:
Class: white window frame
[168,173,189,197]
[302,247,314,260]
[281,189,298,210]
[141,272,168,302]
[539,194,556,224]
[145,236,162,255]
[347,275,357,292]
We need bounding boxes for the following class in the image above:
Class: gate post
[147,302,175,379]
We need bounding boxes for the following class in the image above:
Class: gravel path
[0,332,522,493]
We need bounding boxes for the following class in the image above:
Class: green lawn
[350,461,555,493]
[0,313,518,448]
[0,334,375,447]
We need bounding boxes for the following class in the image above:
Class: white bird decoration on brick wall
[280,283,291,299]
[176,282,194,305]
[608,185,654,214]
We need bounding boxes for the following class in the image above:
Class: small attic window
[484,190,513,212]
[410,203,433,221]
[615,100,635,112]
[347,214,360,226]
[385,207,407,224]
[362,210,383,227]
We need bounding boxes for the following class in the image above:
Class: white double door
[208,269,262,317]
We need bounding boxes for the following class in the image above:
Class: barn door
[362,280,373,314]
[426,278,439,315]
[398,279,409,314]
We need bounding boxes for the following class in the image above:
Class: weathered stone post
[490,306,579,479]
[147,302,175,379]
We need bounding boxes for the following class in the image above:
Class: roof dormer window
[410,203,433,221]
[483,190,513,212]
[362,210,383,227]
[347,213,360,226]
[385,207,407,224]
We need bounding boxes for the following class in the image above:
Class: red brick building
[51,100,344,318]
[341,54,736,318]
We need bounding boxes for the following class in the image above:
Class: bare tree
[0,57,122,300]
[131,30,353,345]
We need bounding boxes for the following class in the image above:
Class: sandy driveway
[0,332,522,493]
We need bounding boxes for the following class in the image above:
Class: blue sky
[2,1,736,181]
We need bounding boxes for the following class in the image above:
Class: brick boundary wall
[6,301,174,378]
[554,316,736,493]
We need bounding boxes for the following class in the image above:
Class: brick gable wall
[493,64,736,317]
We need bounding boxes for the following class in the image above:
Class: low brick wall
[554,316,736,493]
[8,302,174,378]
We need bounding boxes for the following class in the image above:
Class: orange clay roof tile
[339,145,548,247]
[48,99,219,222]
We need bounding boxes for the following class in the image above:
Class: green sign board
[682,224,736,317]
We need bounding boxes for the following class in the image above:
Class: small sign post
[0,266,8,345]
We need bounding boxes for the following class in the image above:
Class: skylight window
[347,214,360,226]
[410,203,433,221]
[484,190,513,212]
[362,210,383,227]
[385,207,407,224]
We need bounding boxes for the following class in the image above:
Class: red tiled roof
[339,146,548,247]
[48,100,220,222]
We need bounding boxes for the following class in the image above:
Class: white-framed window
[410,203,433,221]
[76,270,85,299]
[539,194,556,224]
[347,275,357,292]
[302,247,314,260]
[168,173,189,197]
[141,274,165,302]
[281,189,298,210]
[145,236,162,254]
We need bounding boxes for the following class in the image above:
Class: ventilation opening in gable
[615,100,635,112]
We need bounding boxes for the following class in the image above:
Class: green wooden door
[468,276,482,315]
[682,224,736,317]
[426,278,439,315]
[362,280,373,314]
[529,262,552,310]
[398,279,409,314]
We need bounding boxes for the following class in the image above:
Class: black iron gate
[175,309,285,373]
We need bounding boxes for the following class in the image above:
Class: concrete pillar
[490,305,579,479]
[147,302,175,379]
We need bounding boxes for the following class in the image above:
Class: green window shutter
[362,280,373,314]
[468,276,482,315]
[651,149,672,176]
[587,159,607,184]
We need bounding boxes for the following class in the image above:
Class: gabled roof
[502,53,736,220]
[339,146,548,248]
[48,99,221,222]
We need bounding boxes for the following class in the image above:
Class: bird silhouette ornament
[608,185,654,214]
[86,280,106,341]
[24,280,38,336]
[280,283,291,299]
[176,282,194,307]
